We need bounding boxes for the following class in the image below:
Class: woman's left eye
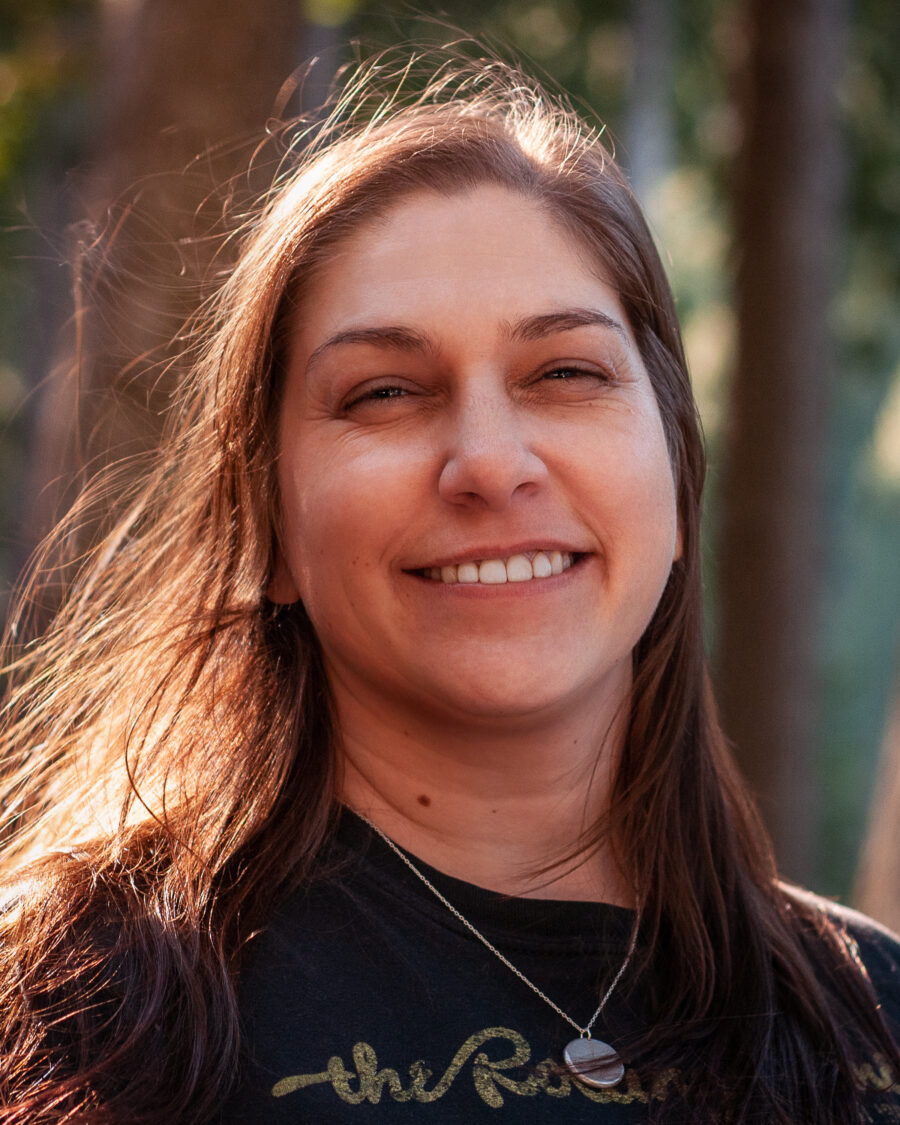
[545,367,587,380]
[360,385,408,401]
[540,366,611,386]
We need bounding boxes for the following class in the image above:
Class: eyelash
[341,364,614,413]
[342,384,411,412]
[540,365,609,382]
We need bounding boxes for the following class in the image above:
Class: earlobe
[267,551,301,604]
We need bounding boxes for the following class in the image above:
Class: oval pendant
[563,1037,625,1088]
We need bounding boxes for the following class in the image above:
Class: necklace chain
[362,816,638,1040]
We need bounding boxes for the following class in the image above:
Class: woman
[1,55,898,1124]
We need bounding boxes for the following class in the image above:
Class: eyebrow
[305,326,436,375]
[304,306,629,375]
[505,307,629,343]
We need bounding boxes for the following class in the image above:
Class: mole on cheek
[417,794,431,807]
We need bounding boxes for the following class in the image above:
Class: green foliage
[0,0,92,179]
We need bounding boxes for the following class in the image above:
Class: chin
[418,669,601,727]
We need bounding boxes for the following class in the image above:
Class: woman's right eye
[341,383,412,413]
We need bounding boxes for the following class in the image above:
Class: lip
[403,541,593,571]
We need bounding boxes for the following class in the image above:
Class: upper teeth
[427,551,574,585]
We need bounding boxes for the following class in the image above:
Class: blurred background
[0,0,897,920]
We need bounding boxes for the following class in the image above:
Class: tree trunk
[715,0,845,881]
[854,660,900,931]
[25,0,304,547]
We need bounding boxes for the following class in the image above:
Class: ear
[267,550,301,604]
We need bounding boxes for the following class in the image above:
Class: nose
[437,388,549,511]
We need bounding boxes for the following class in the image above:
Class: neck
[333,675,633,905]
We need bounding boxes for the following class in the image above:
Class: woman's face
[272,185,680,728]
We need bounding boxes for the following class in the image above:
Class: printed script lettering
[271,1027,680,1108]
[272,1031,900,1112]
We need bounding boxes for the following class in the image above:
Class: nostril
[437,443,549,511]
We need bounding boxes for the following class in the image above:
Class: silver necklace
[361,815,638,1089]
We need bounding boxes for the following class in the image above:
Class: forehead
[292,184,635,350]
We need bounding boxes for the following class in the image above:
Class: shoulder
[783,883,900,967]
[783,883,900,1037]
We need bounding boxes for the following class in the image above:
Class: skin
[271,185,680,902]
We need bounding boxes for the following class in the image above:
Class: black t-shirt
[219,812,900,1122]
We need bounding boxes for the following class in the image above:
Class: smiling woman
[270,187,679,775]
[0,51,899,1125]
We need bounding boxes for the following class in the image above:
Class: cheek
[278,461,347,597]
[277,438,423,598]
[636,455,680,564]
[573,420,677,539]
[630,413,679,529]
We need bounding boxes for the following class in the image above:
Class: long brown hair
[0,51,896,1124]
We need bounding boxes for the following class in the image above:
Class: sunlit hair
[0,48,896,1124]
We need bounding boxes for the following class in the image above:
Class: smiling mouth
[411,550,584,585]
